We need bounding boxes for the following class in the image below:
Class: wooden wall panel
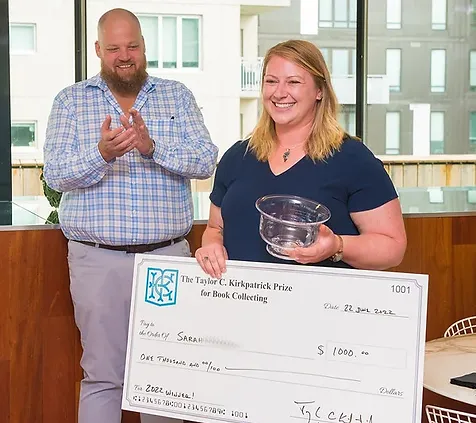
[0,216,475,423]
[8,233,44,423]
[391,217,476,341]
[452,217,476,245]
[452,245,476,319]
[0,360,9,423]
[0,230,76,423]
[395,217,455,340]
[42,316,77,423]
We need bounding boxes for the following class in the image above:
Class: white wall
[240,14,258,58]
[9,0,75,161]
[240,98,259,139]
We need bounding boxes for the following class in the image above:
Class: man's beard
[100,58,148,96]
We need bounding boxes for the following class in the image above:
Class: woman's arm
[195,204,228,278]
[202,204,225,247]
[289,199,407,270]
[342,198,407,270]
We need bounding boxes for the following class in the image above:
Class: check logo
[145,267,179,307]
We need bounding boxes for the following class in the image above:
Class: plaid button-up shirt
[44,74,218,245]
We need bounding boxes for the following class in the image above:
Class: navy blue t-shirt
[210,137,398,268]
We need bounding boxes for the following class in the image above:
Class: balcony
[240,0,290,15]
[240,57,389,104]
[241,57,264,98]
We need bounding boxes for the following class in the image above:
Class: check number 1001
[391,285,410,294]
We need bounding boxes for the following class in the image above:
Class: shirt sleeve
[152,83,218,179]
[43,90,112,193]
[346,141,398,213]
[209,141,245,207]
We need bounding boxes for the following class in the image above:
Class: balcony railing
[240,57,389,104]
[241,57,264,93]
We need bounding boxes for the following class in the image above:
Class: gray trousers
[68,239,191,423]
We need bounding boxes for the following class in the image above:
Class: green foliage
[40,172,62,224]
[46,209,59,225]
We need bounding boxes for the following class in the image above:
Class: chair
[444,316,476,337]
[426,405,476,423]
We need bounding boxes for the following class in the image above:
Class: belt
[74,236,185,254]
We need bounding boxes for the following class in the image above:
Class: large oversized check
[122,256,428,423]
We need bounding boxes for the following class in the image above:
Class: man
[43,8,218,423]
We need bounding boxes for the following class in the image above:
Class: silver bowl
[255,195,331,260]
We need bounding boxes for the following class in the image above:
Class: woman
[196,40,406,278]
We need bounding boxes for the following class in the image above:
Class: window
[338,106,356,135]
[163,17,177,68]
[431,49,446,92]
[182,18,200,68]
[11,122,36,148]
[9,23,36,54]
[470,112,476,153]
[320,47,329,64]
[137,15,201,69]
[430,112,445,154]
[432,0,446,30]
[320,48,356,76]
[332,49,350,76]
[351,49,356,75]
[319,0,357,28]
[386,112,400,154]
[470,51,476,91]
[386,49,401,92]
[387,0,401,29]
[139,16,159,68]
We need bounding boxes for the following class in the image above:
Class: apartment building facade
[256,0,476,156]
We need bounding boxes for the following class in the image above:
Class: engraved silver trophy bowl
[255,194,331,260]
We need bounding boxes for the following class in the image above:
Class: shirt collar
[86,74,158,93]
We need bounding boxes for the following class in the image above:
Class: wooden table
[424,334,476,406]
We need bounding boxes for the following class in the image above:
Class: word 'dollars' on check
[122,256,428,423]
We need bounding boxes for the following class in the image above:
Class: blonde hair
[249,39,347,161]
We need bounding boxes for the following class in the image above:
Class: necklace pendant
[283,149,290,162]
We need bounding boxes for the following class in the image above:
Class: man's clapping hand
[98,110,154,162]
[98,115,137,162]
[120,109,154,157]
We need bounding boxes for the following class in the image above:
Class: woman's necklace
[279,141,306,162]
